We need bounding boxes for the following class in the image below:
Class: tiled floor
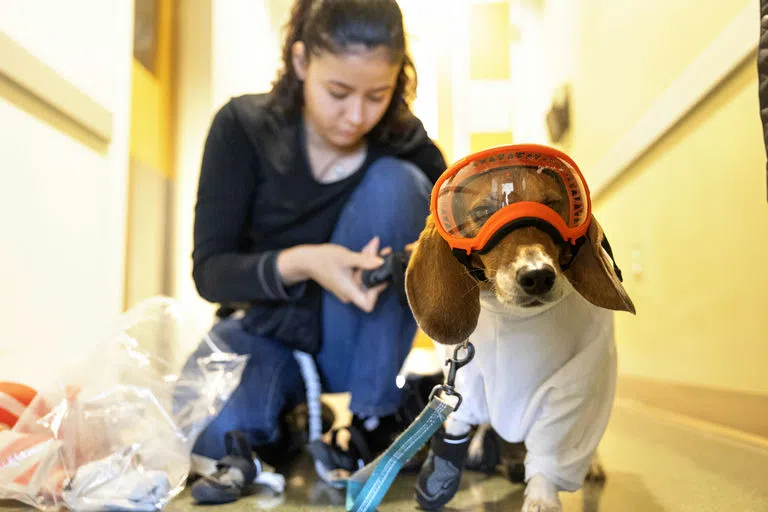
[3,400,768,511]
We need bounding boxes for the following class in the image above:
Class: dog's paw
[465,424,501,473]
[522,474,561,512]
[584,454,606,483]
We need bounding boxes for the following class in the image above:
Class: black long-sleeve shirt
[192,94,446,352]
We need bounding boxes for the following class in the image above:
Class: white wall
[211,0,285,111]
[507,0,577,145]
[398,0,442,140]
[172,0,217,356]
[0,0,134,388]
[172,0,287,349]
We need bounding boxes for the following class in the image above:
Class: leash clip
[429,341,475,412]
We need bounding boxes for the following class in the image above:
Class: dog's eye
[469,205,494,223]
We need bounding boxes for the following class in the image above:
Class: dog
[404,157,635,511]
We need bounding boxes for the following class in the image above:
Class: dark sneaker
[414,428,472,510]
[256,400,335,472]
[306,413,407,487]
[191,430,260,504]
[306,421,371,488]
[306,372,444,486]
[396,371,444,472]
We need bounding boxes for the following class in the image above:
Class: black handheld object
[361,250,410,288]
[361,249,412,305]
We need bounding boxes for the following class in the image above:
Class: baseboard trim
[617,375,768,441]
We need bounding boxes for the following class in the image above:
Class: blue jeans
[185,157,431,460]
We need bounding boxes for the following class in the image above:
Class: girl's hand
[352,236,390,308]
[306,240,387,313]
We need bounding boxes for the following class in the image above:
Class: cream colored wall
[569,0,768,394]
[172,0,291,359]
[399,0,456,162]
[211,0,286,111]
[0,1,133,387]
[570,0,752,169]
[398,0,441,143]
[593,60,768,394]
[172,0,218,357]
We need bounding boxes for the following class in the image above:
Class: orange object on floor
[0,382,37,429]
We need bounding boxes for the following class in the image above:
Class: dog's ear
[564,215,636,314]
[405,215,481,345]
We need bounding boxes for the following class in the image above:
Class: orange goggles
[432,144,592,254]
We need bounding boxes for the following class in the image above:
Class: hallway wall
[170,0,290,360]
[124,0,176,312]
[0,1,134,387]
[567,0,768,395]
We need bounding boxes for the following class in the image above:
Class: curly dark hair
[267,0,417,145]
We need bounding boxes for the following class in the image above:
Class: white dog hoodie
[433,288,617,491]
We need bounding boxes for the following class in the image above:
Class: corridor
[157,401,768,511]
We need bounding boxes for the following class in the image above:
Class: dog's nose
[517,266,556,295]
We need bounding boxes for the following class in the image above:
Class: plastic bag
[0,296,247,511]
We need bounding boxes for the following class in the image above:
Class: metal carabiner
[445,341,475,388]
[428,340,475,412]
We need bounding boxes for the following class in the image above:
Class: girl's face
[293,43,401,150]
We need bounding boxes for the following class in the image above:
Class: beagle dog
[404,146,635,512]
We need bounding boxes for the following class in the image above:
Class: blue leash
[345,342,475,512]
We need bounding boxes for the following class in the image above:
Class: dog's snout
[517,266,556,296]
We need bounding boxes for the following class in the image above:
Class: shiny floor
[3,400,768,511]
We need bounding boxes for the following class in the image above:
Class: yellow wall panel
[571,0,752,170]
[470,131,513,153]
[130,60,166,173]
[594,61,768,394]
[413,330,433,349]
[568,0,768,395]
[125,0,175,309]
[129,0,174,177]
[470,2,510,81]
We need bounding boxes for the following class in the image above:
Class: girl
[185,0,446,502]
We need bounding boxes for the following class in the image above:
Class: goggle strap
[476,218,570,256]
[600,235,624,282]
[559,236,586,271]
[449,219,591,278]
[451,249,488,283]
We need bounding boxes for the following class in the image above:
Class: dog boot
[414,428,472,510]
